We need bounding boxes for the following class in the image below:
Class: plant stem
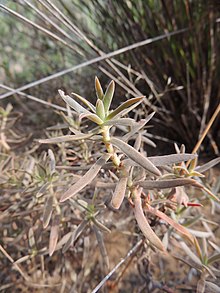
[102,126,121,167]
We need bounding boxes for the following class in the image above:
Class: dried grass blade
[111,137,161,176]
[111,177,128,209]
[49,215,60,256]
[60,154,111,202]
[133,188,165,251]
[39,133,95,144]
[43,195,53,229]
[137,178,196,189]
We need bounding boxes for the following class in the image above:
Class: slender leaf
[59,90,90,114]
[123,153,197,167]
[95,76,104,100]
[48,149,56,174]
[49,215,60,256]
[60,154,111,202]
[39,132,95,144]
[92,218,111,233]
[146,204,194,243]
[43,195,53,229]
[96,99,105,120]
[137,178,196,189]
[208,253,220,265]
[111,137,161,176]
[103,80,115,112]
[62,219,89,253]
[72,92,96,113]
[106,96,144,120]
[111,177,128,209]
[122,114,155,141]
[80,113,104,125]
[133,188,165,251]
[103,118,137,127]
[195,157,220,173]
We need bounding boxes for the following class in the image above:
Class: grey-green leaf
[60,154,111,202]
[95,76,104,100]
[106,96,144,120]
[59,90,90,114]
[111,177,128,209]
[43,195,54,229]
[103,118,138,127]
[72,92,96,113]
[195,157,220,173]
[111,137,161,176]
[123,153,197,167]
[39,133,95,144]
[62,219,89,253]
[103,80,115,112]
[136,178,196,189]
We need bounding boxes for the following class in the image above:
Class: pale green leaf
[71,92,96,113]
[103,80,115,112]
[95,76,104,100]
[80,113,104,125]
[96,99,105,120]
[106,96,144,120]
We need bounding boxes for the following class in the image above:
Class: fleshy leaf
[111,137,161,176]
[146,204,194,243]
[137,178,196,189]
[103,118,138,127]
[123,153,197,167]
[195,157,220,173]
[79,113,104,125]
[62,219,89,253]
[71,93,96,113]
[106,96,144,120]
[96,99,105,120]
[133,188,165,251]
[60,154,111,202]
[59,90,90,114]
[103,80,115,112]
[111,177,128,209]
[39,133,95,144]
[43,195,53,229]
[95,76,104,100]
[49,215,60,256]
